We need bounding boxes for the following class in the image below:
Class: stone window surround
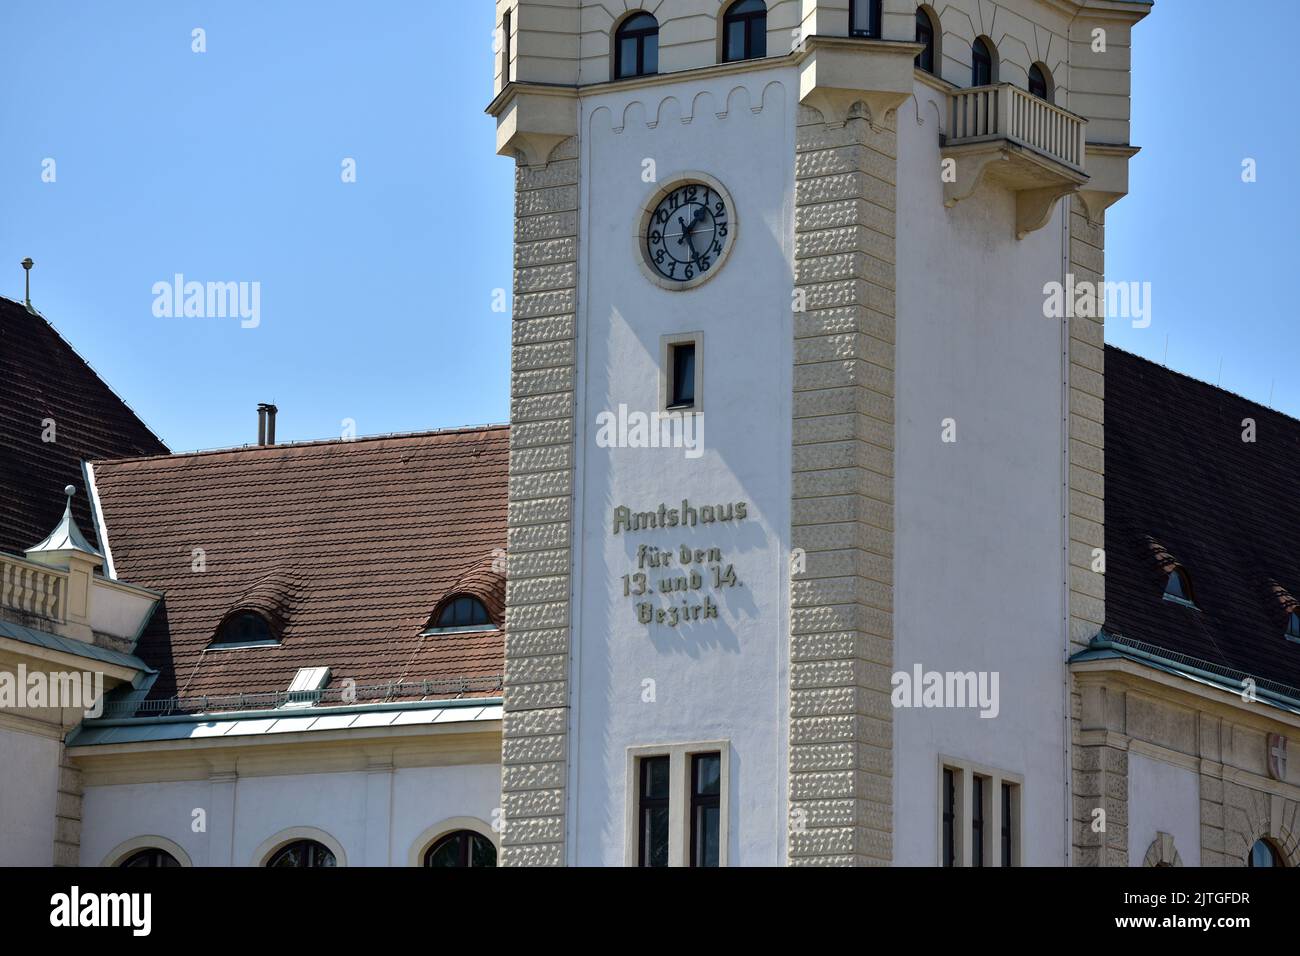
[938,755,1023,867]
[624,740,731,867]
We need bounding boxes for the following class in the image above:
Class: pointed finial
[21,257,34,312]
[65,484,76,498]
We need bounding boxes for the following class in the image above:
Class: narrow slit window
[942,766,956,867]
[1001,782,1014,866]
[669,341,696,409]
[971,774,986,867]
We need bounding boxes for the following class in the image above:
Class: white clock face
[642,180,732,288]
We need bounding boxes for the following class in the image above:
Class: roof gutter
[1072,631,1300,714]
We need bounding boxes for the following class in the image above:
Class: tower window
[971,774,987,867]
[501,9,512,84]
[614,12,658,80]
[662,333,703,411]
[1287,611,1300,643]
[972,36,995,86]
[690,752,722,867]
[849,0,882,38]
[722,0,767,63]
[670,342,696,408]
[1000,781,1014,866]
[1163,567,1196,607]
[942,766,956,867]
[915,7,938,74]
[1028,62,1052,101]
[638,755,671,867]
[211,611,277,647]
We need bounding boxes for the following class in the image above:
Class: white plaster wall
[0,727,59,865]
[571,68,795,866]
[892,76,1069,865]
[1128,752,1200,867]
[80,761,500,866]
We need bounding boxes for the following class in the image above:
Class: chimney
[257,403,278,445]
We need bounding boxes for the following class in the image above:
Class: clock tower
[489,0,1149,866]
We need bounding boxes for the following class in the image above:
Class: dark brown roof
[92,427,507,702]
[0,296,167,556]
[1105,346,1300,689]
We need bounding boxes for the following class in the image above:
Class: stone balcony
[941,82,1090,239]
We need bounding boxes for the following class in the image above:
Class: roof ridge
[93,422,510,465]
[0,294,170,452]
[1106,343,1300,428]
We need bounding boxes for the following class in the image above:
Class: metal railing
[947,83,1087,171]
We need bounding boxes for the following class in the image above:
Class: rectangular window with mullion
[638,755,671,867]
[690,752,721,867]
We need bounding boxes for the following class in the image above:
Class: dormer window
[1162,567,1196,608]
[614,12,658,80]
[211,610,278,647]
[422,595,496,636]
[1286,612,1300,644]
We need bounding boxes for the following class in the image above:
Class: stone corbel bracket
[1078,144,1141,225]
[796,36,924,129]
[487,83,579,167]
[941,140,1089,240]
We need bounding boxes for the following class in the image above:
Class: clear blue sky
[0,1,1295,452]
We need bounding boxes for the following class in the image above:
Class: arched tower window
[850,0,882,39]
[723,0,767,63]
[614,12,658,80]
[972,36,996,86]
[1028,62,1053,101]
[915,7,939,74]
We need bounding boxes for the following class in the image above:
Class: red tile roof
[1105,346,1300,690]
[91,426,508,703]
[0,296,168,556]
